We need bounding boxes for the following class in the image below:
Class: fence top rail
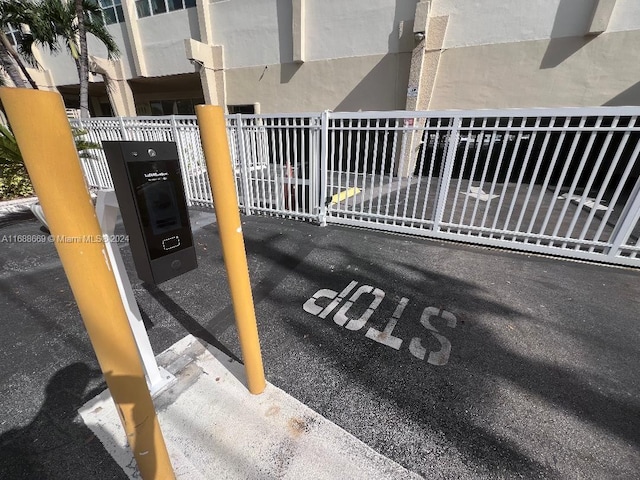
[229,113,322,120]
[330,106,640,120]
[328,106,640,120]
[74,115,197,123]
[71,106,640,126]
[73,113,321,126]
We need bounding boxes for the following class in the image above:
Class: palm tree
[0,0,39,88]
[75,0,90,117]
[0,32,27,87]
[20,0,119,117]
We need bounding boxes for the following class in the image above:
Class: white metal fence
[71,108,640,268]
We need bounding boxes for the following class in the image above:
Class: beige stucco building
[10,0,640,116]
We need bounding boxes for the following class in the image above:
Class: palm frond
[0,124,23,164]
[71,127,101,159]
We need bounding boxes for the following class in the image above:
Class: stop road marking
[303,280,457,366]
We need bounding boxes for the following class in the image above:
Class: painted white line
[558,194,608,211]
[462,186,499,202]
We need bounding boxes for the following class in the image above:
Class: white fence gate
[72,107,640,268]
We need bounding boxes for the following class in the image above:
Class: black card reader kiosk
[103,141,197,284]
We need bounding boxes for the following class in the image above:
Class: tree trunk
[0,33,28,88]
[0,31,38,89]
[6,43,39,89]
[75,0,90,118]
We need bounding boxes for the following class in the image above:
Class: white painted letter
[409,307,456,366]
[333,285,385,331]
[303,289,338,316]
[319,281,358,319]
[365,297,408,350]
[302,281,358,318]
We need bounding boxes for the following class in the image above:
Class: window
[148,98,204,116]
[4,24,22,47]
[228,104,256,114]
[99,0,125,25]
[135,0,196,18]
[135,0,151,17]
[151,0,166,15]
[99,102,114,117]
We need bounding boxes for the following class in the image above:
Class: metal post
[235,113,253,215]
[119,115,129,140]
[318,110,330,226]
[195,105,266,395]
[608,177,640,258]
[432,116,461,232]
[0,88,175,480]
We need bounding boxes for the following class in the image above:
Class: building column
[196,0,214,45]
[400,1,449,177]
[293,0,306,63]
[89,57,137,117]
[185,40,225,106]
[588,0,617,35]
[187,0,226,107]
[121,0,148,77]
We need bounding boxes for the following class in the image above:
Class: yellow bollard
[195,105,266,395]
[0,88,175,480]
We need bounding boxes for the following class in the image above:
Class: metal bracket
[95,190,176,396]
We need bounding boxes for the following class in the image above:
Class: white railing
[72,108,640,268]
[74,116,213,206]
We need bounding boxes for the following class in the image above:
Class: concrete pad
[79,335,422,479]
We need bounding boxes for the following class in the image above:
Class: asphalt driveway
[1,203,638,479]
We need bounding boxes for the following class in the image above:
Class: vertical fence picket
[171,116,194,206]
[235,114,252,215]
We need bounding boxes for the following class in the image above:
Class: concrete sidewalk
[80,335,421,480]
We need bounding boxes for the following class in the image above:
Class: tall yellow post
[0,88,175,480]
[195,105,266,395]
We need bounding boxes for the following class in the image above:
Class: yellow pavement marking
[331,187,361,204]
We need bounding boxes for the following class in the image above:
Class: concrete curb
[79,335,423,479]
[0,196,38,214]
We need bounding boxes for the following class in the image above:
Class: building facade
[13,0,640,116]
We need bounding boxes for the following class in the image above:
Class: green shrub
[0,173,34,199]
[0,124,100,201]
[0,124,32,200]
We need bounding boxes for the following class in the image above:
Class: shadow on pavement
[0,363,126,480]
[141,282,243,364]
[0,209,36,229]
[231,220,640,479]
